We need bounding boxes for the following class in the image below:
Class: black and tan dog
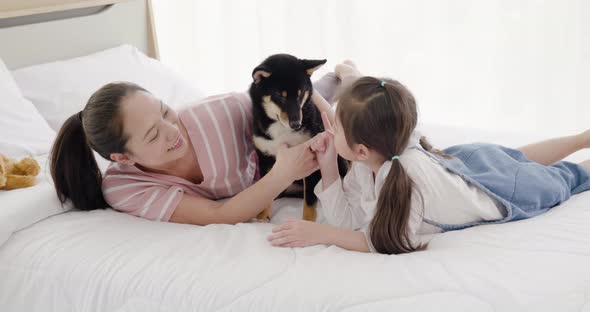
[249,54,348,222]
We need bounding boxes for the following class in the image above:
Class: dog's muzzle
[289,120,302,130]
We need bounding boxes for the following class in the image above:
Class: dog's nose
[290,121,302,130]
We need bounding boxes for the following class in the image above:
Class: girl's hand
[309,112,338,169]
[272,142,319,184]
[267,219,327,247]
[310,132,330,153]
[311,89,335,126]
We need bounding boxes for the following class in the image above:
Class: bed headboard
[0,0,159,70]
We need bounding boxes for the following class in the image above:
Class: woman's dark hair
[337,76,447,255]
[50,82,147,210]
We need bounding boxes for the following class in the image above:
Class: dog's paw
[249,217,271,223]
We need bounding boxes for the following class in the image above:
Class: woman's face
[112,91,189,169]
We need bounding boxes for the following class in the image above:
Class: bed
[1,1,590,311]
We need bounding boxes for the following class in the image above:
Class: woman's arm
[170,142,318,225]
[170,168,292,225]
[268,220,370,253]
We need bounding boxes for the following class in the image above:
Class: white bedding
[1,125,590,311]
[0,194,589,311]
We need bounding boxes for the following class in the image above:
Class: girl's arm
[311,90,335,126]
[268,220,371,253]
[310,154,366,230]
[308,113,366,230]
[322,226,371,253]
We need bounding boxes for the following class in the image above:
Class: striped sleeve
[232,92,253,138]
[102,177,184,222]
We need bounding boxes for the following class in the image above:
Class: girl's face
[110,91,189,169]
[333,116,360,161]
[333,115,383,170]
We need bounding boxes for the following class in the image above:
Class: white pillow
[0,59,55,157]
[12,45,205,131]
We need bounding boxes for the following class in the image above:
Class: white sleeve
[314,165,366,230]
[407,189,426,247]
[362,231,377,253]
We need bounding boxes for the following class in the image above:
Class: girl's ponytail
[370,159,418,254]
[419,136,451,159]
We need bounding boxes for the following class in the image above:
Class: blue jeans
[417,143,590,231]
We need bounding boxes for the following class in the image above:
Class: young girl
[267,76,590,254]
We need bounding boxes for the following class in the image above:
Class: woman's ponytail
[50,112,108,210]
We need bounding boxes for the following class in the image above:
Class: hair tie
[380,81,386,88]
[391,155,400,161]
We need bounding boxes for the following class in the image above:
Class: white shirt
[314,137,506,252]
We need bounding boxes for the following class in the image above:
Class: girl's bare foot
[335,60,361,80]
[579,129,590,149]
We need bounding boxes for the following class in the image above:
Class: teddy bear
[0,154,41,190]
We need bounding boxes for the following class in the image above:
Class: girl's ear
[110,153,135,165]
[353,144,371,161]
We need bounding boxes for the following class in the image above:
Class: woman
[50,62,360,225]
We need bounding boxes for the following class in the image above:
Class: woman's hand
[271,141,318,184]
[267,219,328,247]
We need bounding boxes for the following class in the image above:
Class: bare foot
[335,60,361,80]
[580,129,590,149]
[343,60,356,68]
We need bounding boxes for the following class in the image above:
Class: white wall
[152,0,590,136]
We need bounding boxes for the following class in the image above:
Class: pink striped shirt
[102,92,258,221]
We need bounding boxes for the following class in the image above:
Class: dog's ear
[301,59,327,76]
[252,65,272,84]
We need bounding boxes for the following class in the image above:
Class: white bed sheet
[1,124,590,311]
